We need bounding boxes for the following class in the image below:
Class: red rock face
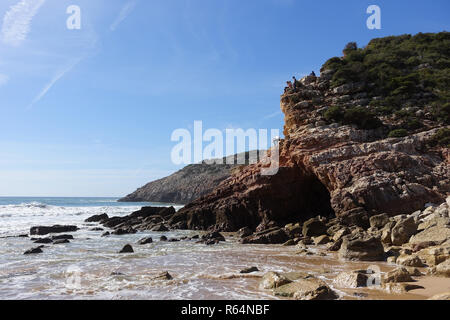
[170,75,449,232]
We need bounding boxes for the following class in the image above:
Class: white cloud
[110,0,137,31]
[27,57,82,109]
[1,0,46,46]
[0,73,9,86]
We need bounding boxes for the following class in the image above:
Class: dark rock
[285,223,302,237]
[137,237,153,245]
[85,213,109,223]
[369,213,390,229]
[112,227,137,235]
[237,227,253,238]
[152,271,173,280]
[171,221,187,230]
[102,217,126,228]
[24,247,43,255]
[191,234,199,239]
[240,267,259,274]
[129,206,172,219]
[327,238,343,251]
[302,218,327,237]
[33,238,53,244]
[339,208,370,229]
[30,225,78,236]
[391,216,418,246]
[241,228,288,244]
[51,234,74,241]
[202,231,225,242]
[119,244,134,253]
[53,239,70,244]
[101,231,110,237]
[160,236,168,241]
[205,239,220,245]
[158,206,176,218]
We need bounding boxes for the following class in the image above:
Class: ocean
[0,197,291,300]
[0,197,390,300]
[0,197,183,237]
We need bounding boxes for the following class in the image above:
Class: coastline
[1,198,449,300]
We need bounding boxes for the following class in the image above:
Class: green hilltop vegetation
[320,32,449,146]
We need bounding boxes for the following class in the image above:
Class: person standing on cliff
[292,76,297,90]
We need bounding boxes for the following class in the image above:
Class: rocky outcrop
[169,46,448,232]
[93,206,176,234]
[241,228,289,244]
[119,152,262,204]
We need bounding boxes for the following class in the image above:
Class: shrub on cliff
[388,129,409,138]
[428,128,450,147]
[433,102,450,125]
[324,106,382,130]
[321,31,450,136]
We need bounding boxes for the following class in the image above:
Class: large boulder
[338,208,370,229]
[302,218,327,237]
[338,236,385,261]
[430,259,450,277]
[396,254,425,267]
[198,231,226,245]
[409,225,450,244]
[237,227,253,238]
[274,278,338,300]
[391,216,418,246]
[241,228,289,244]
[416,246,450,266]
[369,213,390,229]
[119,244,134,253]
[382,268,414,283]
[380,221,395,245]
[30,225,78,236]
[334,270,368,288]
[24,246,43,255]
[85,213,108,223]
[137,237,153,245]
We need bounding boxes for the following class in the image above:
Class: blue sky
[0,0,448,197]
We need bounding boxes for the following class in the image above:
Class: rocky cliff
[169,32,450,232]
[119,151,262,204]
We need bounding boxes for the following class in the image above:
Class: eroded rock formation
[170,73,449,232]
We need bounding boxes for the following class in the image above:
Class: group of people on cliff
[285,71,316,93]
